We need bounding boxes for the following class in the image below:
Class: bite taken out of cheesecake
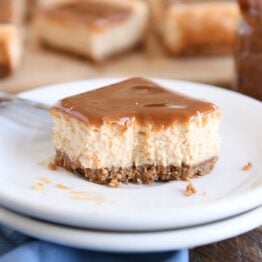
[50,77,221,186]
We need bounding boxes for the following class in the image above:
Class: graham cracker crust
[55,151,218,185]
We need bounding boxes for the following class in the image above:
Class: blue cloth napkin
[0,225,189,262]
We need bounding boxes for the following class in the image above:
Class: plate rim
[0,205,261,252]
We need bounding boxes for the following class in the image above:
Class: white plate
[0,78,262,231]
[0,206,261,253]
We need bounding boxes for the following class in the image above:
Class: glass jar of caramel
[235,0,262,100]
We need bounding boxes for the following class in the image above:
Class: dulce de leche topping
[53,78,218,128]
[41,1,132,29]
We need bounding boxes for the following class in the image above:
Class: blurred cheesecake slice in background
[0,25,21,78]
[50,77,221,186]
[148,0,240,56]
[33,0,149,61]
[0,0,24,78]
[164,1,240,56]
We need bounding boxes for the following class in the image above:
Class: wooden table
[0,38,261,261]
[191,228,262,261]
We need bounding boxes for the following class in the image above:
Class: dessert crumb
[48,162,57,171]
[136,178,142,184]
[38,160,47,166]
[33,182,44,191]
[56,184,70,190]
[70,191,106,204]
[40,176,52,184]
[184,181,197,196]
[109,179,121,188]
[202,191,207,196]
[242,162,252,171]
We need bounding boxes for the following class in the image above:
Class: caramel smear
[56,184,71,190]
[33,182,44,191]
[48,162,57,171]
[184,181,197,196]
[70,191,106,204]
[242,162,252,171]
[40,176,52,184]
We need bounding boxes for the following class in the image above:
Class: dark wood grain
[190,228,262,262]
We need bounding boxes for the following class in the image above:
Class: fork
[0,91,52,130]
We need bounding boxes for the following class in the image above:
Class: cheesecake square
[0,0,24,78]
[33,0,149,61]
[0,24,21,78]
[161,1,240,56]
[50,77,221,186]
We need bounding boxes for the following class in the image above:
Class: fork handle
[0,91,50,110]
[0,91,16,103]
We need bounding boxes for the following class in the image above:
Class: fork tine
[0,103,52,130]
[0,91,52,130]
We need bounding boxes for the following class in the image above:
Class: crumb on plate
[48,162,57,171]
[38,160,48,165]
[109,179,121,188]
[56,184,70,190]
[40,176,52,184]
[33,182,44,191]
[70,191,106,204]
[242,162,252,171]
[184,181,197,196]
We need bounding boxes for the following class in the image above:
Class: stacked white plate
[0,79,261,253]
